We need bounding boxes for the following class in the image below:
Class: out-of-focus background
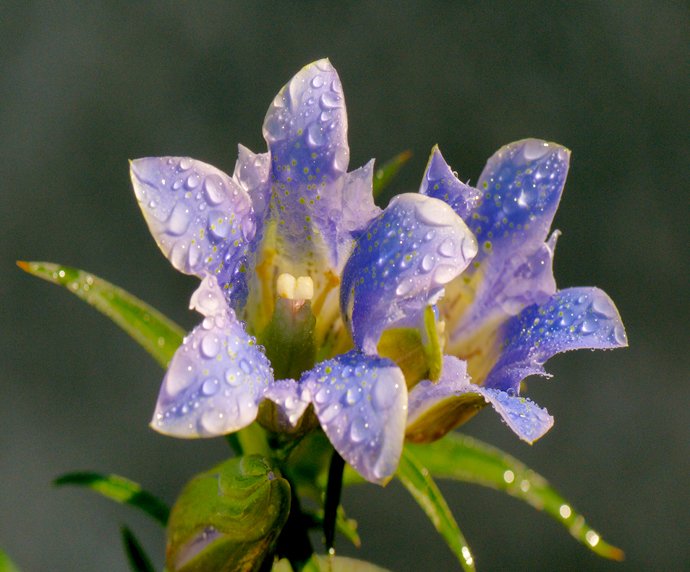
[2,1,688,571]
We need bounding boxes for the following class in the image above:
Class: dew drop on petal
[311,75,324,88]
[320,92,344,109]
[315,386,330,404]
[438,238,456,257]
[203,174,226,205]
[200,333,220,358]
[421,254,435,273]
[239,359,252,375]
[201,378,220,396]
[167,202,193,236]
[395,279,414,297]
[201,409,226,435]
[350,417,368,443]
[432,264,458,286]
[306,122,325,147]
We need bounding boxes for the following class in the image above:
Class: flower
[129,60,626,485]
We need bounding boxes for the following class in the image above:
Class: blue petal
[263,378,311,430]
[262,59,378,270]
[150,275,273,437]
[233,144,272,242]
[472,139,569,258]
[444,139,570,349]
[484,287,628,393]
[301,351,407,484]
[419,146,482,220]
[341,193,477,354]
[407,356,553,443]
[130,157,260,309]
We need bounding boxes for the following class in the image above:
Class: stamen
[277,273,314,301]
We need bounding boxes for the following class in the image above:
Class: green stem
[276,479,314,572]
[323,450,345,553]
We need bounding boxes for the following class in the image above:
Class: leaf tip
[16,260,31,273]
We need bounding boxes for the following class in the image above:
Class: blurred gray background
[2,1,688,571]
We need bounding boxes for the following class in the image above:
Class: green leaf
[407,433,625,561]
[372,151,412,198]
[301,505,361,548]
[18,261,185,368]
[396,447,475,572]
[121,526,156,572]
[273,556,393,572]
[0,547,21,572]
[54,472,170,527]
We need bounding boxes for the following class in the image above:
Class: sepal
[166,456,290,572]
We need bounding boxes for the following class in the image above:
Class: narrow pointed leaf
[273,556,392,572]
[372,151,412,198]
[407,433,624,561]
[0,548,21,572]
[54,472,169,527]
[121,526,156,572]
[18,261,185,368]
[396,447,475,572]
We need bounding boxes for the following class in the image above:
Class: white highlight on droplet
[586,530,600,547]
[503,470,515,483]
[559,504,572,519]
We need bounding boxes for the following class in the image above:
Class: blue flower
[130,60,626,485]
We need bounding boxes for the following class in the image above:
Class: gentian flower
[129,60,626,485]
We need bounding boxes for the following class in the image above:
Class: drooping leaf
[121,526,156,572]
[54,472,169,527]
[372,151,412,199]
[18,261,185,368]
[0,547,21,572]
[407,433,624,561]
[396,447,475,572]
[273,556,392,572]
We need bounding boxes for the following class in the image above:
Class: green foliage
[18,262,185,368]
[396,447,475,572]
[0,548,21,572]
[121,526,156,572]
[372,151,413,199]
[407,433,624,561]
[54,472,170,527]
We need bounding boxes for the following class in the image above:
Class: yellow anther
[277,274,314,301]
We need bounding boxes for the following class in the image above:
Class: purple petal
[233,144,272,242]
[419,146,482,220]
[262,59,378,270]
[130,157,258,308]
[445,139,570,346]
[263,379,311,430]
[341,193,477,354]
[150,275,273,437]
[484,287,628,393]
[407,356,553,443]
[301,351,407,484]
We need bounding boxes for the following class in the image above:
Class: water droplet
[320,403,339,423]
[201,409,226,435]
[502,196,519,215]
[438,238,456,257]
[320,110,332,123]
[315,387,330,404]
[346,387,362,405]
[320,92,343,109]
[522,140,552,161]
[167,202,193,236]
[559,309,575,326]
[591,295,616,318]
[421,254,435,272]
[577,294,589,304]
[432,264,457,286]
[186,174,200,189]
[613,324,627,345]
[204,174,226,205]
[424,230,436,242]
[372,378,398,409]
[200,333,220,358]
[202,378,220,395]
[311,75,324,88]
[331,78,343,93]
[172,179,184,190]
[413,196,457,227]
[395,279,413,297]
[208,210,230,239]
[187,243,203,271]
[580,315,600,334]
[333,146,349,173]
[225,369,241,387]
[350,417,368,442]
[179,157,193,171]
[506,388,516,397]
[306,122,325,147]
[239,359,252,374]
[148,200,157,209]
